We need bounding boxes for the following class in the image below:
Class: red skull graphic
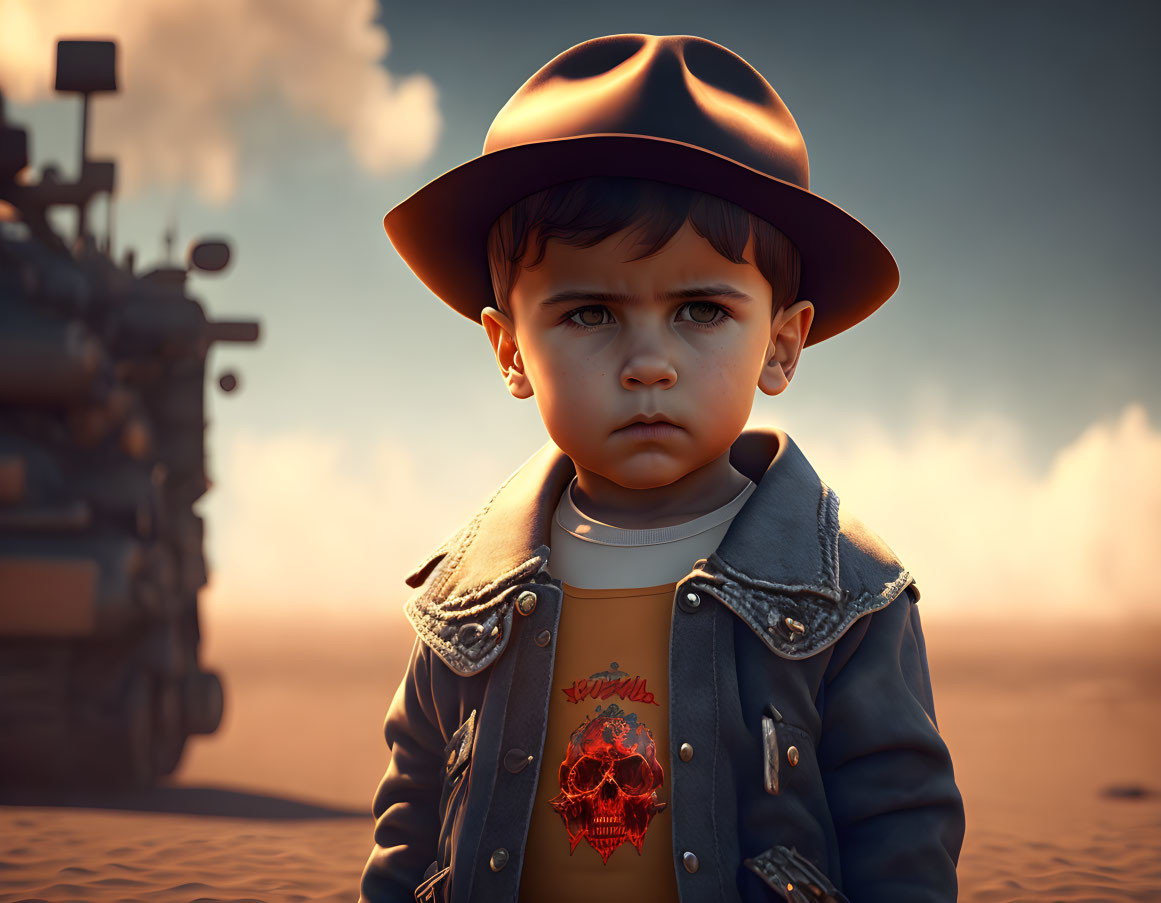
[548,708,667,863]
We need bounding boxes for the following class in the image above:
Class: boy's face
[482,219,813,492]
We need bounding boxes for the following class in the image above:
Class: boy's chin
[577,457,698,492]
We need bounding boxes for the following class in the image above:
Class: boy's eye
[677,301,726,325]
[567,306,612,328]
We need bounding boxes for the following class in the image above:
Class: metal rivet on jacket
[678,742,694,762]
[787,745,800,767]
[678,590,701,613]
[489,848,509,871]
[534,628,551,646]
[503,748,533,773]
[456,622,484,645]
[515,590,537,615]
[682,851,700,873]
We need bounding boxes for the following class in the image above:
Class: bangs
[487,177,801,317]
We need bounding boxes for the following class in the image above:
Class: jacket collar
[404,427,910,674]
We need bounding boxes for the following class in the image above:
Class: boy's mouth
[613,415,682,437]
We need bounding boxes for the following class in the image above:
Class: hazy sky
[4,0,1159,620]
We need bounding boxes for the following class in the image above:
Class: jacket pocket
[760,704,815,798]
[753,704,842,880]
[743,844,849,902]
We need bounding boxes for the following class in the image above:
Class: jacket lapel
[401,440,572,676]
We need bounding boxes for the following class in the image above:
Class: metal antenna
[163,203,177,265]
[53,40,117,247]
[76,91,91,243]
[104,192,115,257]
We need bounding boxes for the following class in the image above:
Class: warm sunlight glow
[202,403,1160,623]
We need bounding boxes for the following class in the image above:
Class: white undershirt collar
[555,476,756,547]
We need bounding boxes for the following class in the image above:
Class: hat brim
[383,134,898,346]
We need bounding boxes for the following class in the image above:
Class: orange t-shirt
[518,581,679,903]
[517,475,755,901]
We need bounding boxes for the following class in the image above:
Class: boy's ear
[481,306,534,400]
[758,300,814,397]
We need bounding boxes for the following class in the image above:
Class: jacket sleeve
[359,635,447,903]
[816,585,965,903]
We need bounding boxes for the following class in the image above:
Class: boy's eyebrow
[540,284,753,306]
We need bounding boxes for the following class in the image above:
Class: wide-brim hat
[383,33,899,346]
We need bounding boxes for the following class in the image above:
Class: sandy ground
[2,610,1159,902]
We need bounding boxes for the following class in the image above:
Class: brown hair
[486,177,801,318]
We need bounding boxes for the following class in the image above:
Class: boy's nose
[620,352,677,390]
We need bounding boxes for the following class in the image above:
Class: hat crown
[484,34,810,190]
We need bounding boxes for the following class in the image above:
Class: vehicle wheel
[80,668,154,789]
[151,675,186,777]
[183,669,223,735]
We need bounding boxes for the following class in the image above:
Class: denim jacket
[358,428,965,903]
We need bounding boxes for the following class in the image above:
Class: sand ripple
[958,810,1161,902]
[0,808,370,903]
[2,802,1160,902]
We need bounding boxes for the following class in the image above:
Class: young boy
[360,34,964,903]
